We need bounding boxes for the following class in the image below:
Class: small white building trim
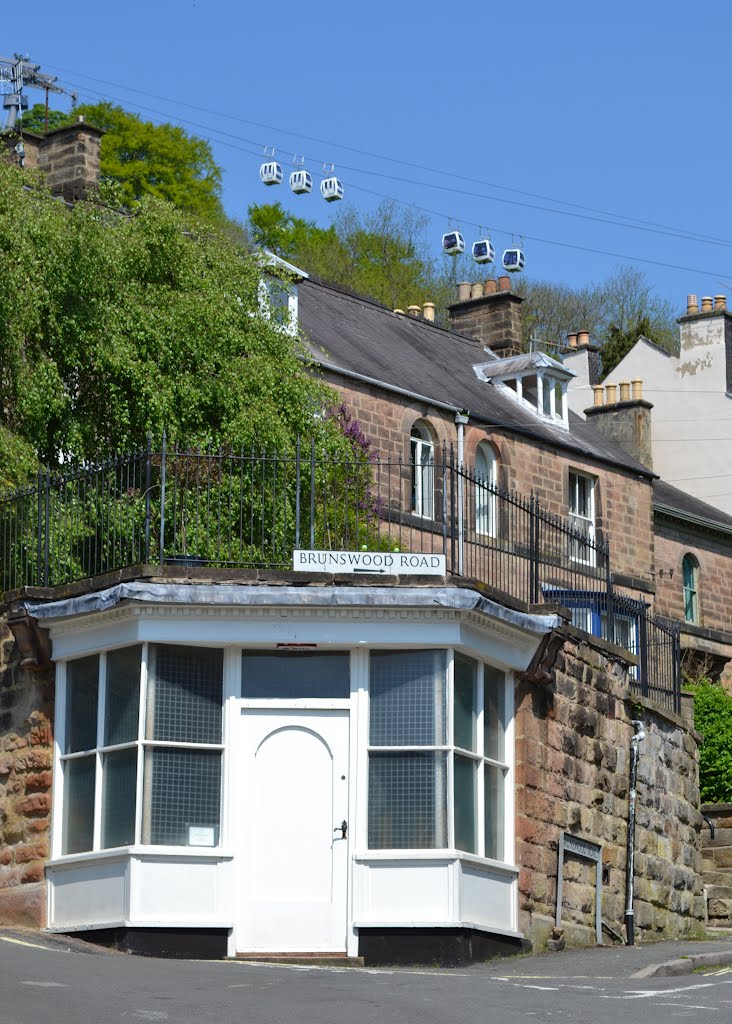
[30,583,558,960]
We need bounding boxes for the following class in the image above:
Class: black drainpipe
[624,719,646,945]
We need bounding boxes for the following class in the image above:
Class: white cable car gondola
[472,239,495,264]
[442,231,465,256]
[260,161,283,186]
[289,170,313,195]
[321,177,344,202]
[502,248,525,272]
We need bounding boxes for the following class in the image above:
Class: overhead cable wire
[60,78,732,280]
[42,60,732,249]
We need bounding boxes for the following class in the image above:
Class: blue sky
[12,0,732,311]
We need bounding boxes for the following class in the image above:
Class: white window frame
[474,442,497,538]
[365,648,510,863]
[568,470,596,566]
[410,423,435,519]
[257,276,299,336]
[56,643,225,857]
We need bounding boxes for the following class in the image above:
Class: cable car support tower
[0,53,76,131]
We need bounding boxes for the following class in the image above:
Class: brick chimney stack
[447,276,523,357]
[3,119,103,202]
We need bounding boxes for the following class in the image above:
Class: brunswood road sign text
[293,550,447,575]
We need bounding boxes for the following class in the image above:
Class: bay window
[59,644,224,855]
[367,649,509,860]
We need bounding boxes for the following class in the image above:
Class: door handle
[334,820,347,840]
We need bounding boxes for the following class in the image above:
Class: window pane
[484,764,505,860]
[143,748,221,846]
[147,645,223,744]
[369,650,446,746]
[65,655,99,753]
[368,751,447,849]
[105,646,141,746]
[454,754,477,853]
[484,665,506,762]
[102,748,137,849]
[453,653,477,751]
[62,755,96,854]
[242,652,349,699]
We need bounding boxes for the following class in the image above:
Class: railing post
[295,437,301,550]
[449,446,456,574]
[144,432,152,565]
[605,542,615,644]
[309,438,315,550]
[638,610,649,699]
[159,431,167,567]
[441,446,448,557]
[457,454,465,578]
[529,494,540,604]
[44,469,50,587]
[36,467,44,587]
[673,625,682,714]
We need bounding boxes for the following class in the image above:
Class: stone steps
[702,808,732,929]
[703,827,732,849]
[701,869,732,889]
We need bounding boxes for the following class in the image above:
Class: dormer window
[258,277,299,336]
[472,352,575,429]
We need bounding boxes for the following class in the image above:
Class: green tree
[0,159,343,475]
[21,101,224,220]
[692,680,732,803]
[18,104,71,133]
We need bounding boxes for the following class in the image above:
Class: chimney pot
[393,308,404,314]
[77,115,85,123]
[715,294,727,312]
[592,385,604,407]
[470,282,483,300]
[497,275,510,292]
[483,279,497,295]
[422,301,436,322]
[457,281,471,302]
[577,330,590,347]
[619,380,631,402]
[605,383,618,404]
[567,332,578,349]
[407,304,421,317]
[701,296,714,313]
[631,378,643,400]
[687,294,699,314]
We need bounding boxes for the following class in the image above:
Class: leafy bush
[692,680,732,803]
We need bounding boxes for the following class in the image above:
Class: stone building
[0,150,718,960]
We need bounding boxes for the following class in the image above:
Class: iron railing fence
[0,437,680,711]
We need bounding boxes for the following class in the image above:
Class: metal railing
[0,437,680,711]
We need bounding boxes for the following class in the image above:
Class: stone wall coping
[680,619,732,647]
[560,622,638,666]
[631,692,701,739]
[701,803,732,814]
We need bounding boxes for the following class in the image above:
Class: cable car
[502,248,525,272]
[321,176,344,202]
[289,170,313,195]
[259,161,283,186]
[442,231,465,256]
[472,239,495,264]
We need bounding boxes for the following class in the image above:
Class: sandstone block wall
[516,636,704,949]
[325,372,656,587]
[0,619,54,928]
[655,522,732,635]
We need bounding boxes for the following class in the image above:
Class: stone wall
[515,634,705,948]
[0,619,54,928]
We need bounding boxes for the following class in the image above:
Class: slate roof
[298,278,654,479]
[653,480,732,535]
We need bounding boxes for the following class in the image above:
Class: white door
[236,709,350,953]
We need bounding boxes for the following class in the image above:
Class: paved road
[3,932,732,1024]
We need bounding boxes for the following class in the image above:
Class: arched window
[682,554,700,624]
[410,423,434,519]
[474,442,497,537]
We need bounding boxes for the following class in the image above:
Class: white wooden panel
[131,857,231,924]
[459,860,516,931]
[353,859,454,924]
[49,859,128,927]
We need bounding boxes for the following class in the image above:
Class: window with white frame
[367,650,508,859]
[474,441,497,538]
[568,470,596,565]
[258,276,298,335]
[410,423,435,519]
[59,644,224,856]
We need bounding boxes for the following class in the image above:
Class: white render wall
[567,313,732,516]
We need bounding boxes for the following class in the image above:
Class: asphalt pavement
[3,929,732,1024]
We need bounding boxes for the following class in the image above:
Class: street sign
[292,549,447,575]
